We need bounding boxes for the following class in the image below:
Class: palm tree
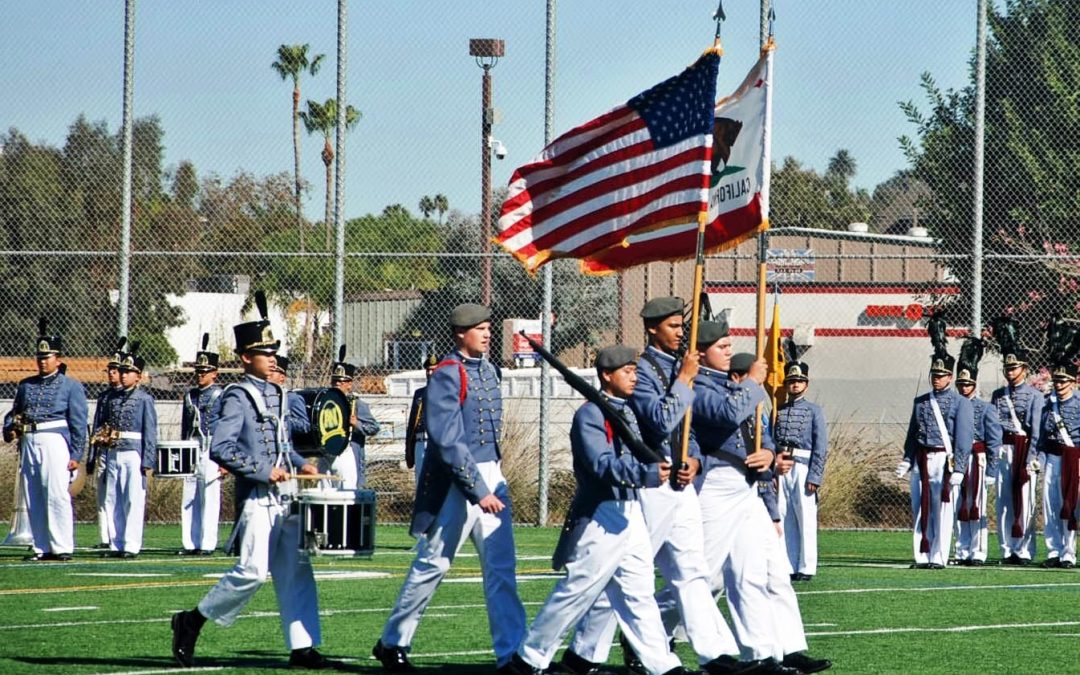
[300,98,361,248]
[418,195,436,219]
[433,193,449,225]
[272,44,325,252]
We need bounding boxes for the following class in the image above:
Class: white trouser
[96,456,110,545]
[105,449,146,554]
[330,446,358,490]
[352,440,366,487]
[571,482,738,665]
[778,462,818,575]
[381,460,525,667]
[519,501,681,675]
[954,453,989,562]
[996,444,1037,560]
[21,432,74,555]
[181,448,222,551]
[662,466,806,661]
[5,446,34,546]
[1041,455,1078,563]
[198,490,320,650]
[910,452,956,566]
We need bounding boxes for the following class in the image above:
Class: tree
[418,195,435,219]
[272,44,325,253]
[433,193,449,224]
[299,97,361,248]
[769,154,871,230]
[899,0,1080,362]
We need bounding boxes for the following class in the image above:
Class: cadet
[507,346,688,675]
[404,355,439,483]
[329,346,380,487]
[270,355,309,436]
[179,334,224,556]
[91,338,126,549]
[170,292,330,669]
[1036,356,1080,567]
[773,360,828,581]
[2,319,88,562]
[897,349,974,569]
[373,303,526,674]
[990,319,1043,564]
[569,299,741,675]
[100,344,157,558]
[953,339,1002,566]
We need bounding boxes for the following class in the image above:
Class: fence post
[537,0,557,527]
[971,0,987,336]
[117,0,136,338]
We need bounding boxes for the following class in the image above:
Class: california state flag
[581,45,774,274]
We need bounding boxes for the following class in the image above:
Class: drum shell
[291,388,350,459]
[155,440,200,478]
[295,488,376,556]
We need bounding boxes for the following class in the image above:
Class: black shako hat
[784,362,809,382]
[450,303,491,329]
[595,345,637,372]
[117,341,145,373]
[331,345,357,381]
[107,336,127,368]
[274,354,290,373]
[695,319,730,347]
[194,333,219,372]
[930,353,956,376]
[955,337,984,385]
[640,296,684,321]
[233,290,280,354]
[35,318,62,357]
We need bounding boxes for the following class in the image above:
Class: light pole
[469,38,504,306]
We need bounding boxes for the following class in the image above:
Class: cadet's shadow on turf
[15,654,347,670]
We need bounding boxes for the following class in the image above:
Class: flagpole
[753,2,776,453]
[675,2,726,473]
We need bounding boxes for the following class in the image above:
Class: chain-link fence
[2,1,1078,530]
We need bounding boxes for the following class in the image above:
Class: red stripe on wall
[705,284,959,295]
[727,327,972,338]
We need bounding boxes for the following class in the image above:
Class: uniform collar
[41,370,59,380]
[645,345,677,364]
[455,350,484,366]
[601,392,627,405]
[699,365,729,380]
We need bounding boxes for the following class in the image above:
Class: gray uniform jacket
[103,387,157,470]
[3,371,88,461]
[774,396,829,487]
[991,383,1044,464]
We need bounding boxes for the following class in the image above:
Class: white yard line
[90,668,224,675]
[807,620,1080,637]
[797,581,1080,596]
[42,606,98,612]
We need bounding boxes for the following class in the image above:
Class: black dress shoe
[54,553,73,561]
[120,551,138,559]
[909,562,930,569]
[749,658,800,674]
[1004,553,1021,565]
[927,563,945,570]
[703,654,745,674]
[92,542,110,549]
[499,653,543,675]
[171,610,202,667]
[289,647,336,669]
[1041,557,1061,568]
[177,549,197,556]
[661,668,702,675]
[23,553,53,562]
[970,559,985,566]
[1062,560,1076,569]
[560,649,619,675]
[619,631,647,675]
[782,651,832,673]
[371,640,417,673]
[198,549,214,556]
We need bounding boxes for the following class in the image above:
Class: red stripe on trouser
[1060,444,1080,531]
[1007,434,1030,539]
[959,443,986,521]
[916,449,932,553]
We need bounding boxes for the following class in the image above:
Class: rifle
[519,331,665,465]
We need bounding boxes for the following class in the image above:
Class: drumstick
[290,473,343,481]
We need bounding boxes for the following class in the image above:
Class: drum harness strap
[227,380,296,503]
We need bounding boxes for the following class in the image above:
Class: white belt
[29,420,67,432]
[117,431,143,440]
[791,448,812,460]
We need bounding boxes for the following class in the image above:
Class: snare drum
[296,488,375,556]
[155,440,200,478]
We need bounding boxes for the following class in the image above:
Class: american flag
[497,51,720,273]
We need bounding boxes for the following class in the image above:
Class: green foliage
[769,152,871,230]
[901,0,1080,359]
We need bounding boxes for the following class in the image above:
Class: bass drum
[291,388,350,459]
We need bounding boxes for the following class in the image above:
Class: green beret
[640,296,684,321]
[450,303,492,328]
[595,345,638,371]
[696,319,730,346]
[729,352,756,374]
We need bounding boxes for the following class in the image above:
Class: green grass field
[0,523,1074,674]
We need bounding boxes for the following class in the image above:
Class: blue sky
[2,1,978,224]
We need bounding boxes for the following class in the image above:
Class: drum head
[311,388,350,457]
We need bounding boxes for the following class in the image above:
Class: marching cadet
[100,343,157,558]
[1036,334,1080,568]
[990,317,1044,565]
[773,360,828,582]
[897,345,974,569]
[568,299,742,675]
[91,338,126,549]
[506,346,690,675]
[404,355,439,483]
[2,319,88,562]
[373,303,526,674]
[178,334,224,556]
[170,292,331,670]
[953,338,1002,566]
[657,321,827,674]
[329,346,380,488]
[270,354,309,436]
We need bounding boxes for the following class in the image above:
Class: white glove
[949,471,964,487]
[1028,459,1041,474]
[895,460,911,479]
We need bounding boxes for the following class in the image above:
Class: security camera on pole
[469,37,505,307]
